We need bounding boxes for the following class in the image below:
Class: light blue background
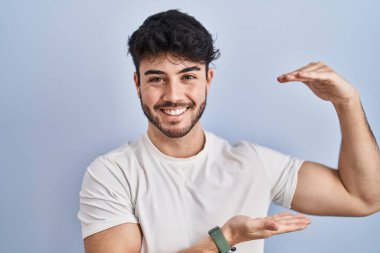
[1,0,379,252]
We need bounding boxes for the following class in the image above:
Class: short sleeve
[255,144,304,208]
[77,156,138,239]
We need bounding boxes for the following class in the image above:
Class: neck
[147,123,205,158]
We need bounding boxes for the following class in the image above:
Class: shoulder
[86,135,145,177]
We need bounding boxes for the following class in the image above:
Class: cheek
[140,89,160,105]
[189,88,207,102]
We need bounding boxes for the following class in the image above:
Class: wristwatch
[208,226,237,253]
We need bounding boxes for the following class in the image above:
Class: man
[78,9,380,253]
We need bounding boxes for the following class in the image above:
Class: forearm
[179,236,219,253]
[334,92,380,209]
[179,213,310,253]
[179,226,233,253]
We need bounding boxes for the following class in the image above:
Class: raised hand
[221,212,311,246]
[277,61,359,105]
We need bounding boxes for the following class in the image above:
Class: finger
[271,212,291,218]
[296,71,331,82]
[285,61,319,75]
[277,73,312,83]
[277,222,309,234]
[277,61,329,82]
[279,61,324,78]
[297,64,331,76]
[277,217,311,225]
[263,220,279,231]
[299,61,326,73]
[274,218,310,227]
[277,63,313,82]
[271,212,306,221]
[279,70,333,83]
[273,219,311,234]
[249,218,278,231]
[272,213,311,224]
[314,65,332,73]
[277,213,309,221]
[276,212,305,217]
[271,214,295,221]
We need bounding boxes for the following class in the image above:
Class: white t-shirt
[78,131,304,253]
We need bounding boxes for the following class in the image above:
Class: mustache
[153,101,195,110]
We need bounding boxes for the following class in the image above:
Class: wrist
[332,90,361,109]
[209,226,237,253]
[333,94,362,118]
[221,226,236,247]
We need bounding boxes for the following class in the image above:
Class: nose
[162,79,184,103]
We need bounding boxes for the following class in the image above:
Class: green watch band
[208,226,232,253]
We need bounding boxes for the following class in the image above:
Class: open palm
[222,212,311,245]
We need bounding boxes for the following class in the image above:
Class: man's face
[134,54,213,138]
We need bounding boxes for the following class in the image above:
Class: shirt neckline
[143,131,209,163]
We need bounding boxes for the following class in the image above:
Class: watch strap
[208,226,232,253]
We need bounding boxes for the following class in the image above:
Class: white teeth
[162,107,187,116]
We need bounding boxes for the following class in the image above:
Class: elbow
[357,208,378,217]
[345,194,380,217]
[364,203,380,216]
[357,199,380,217]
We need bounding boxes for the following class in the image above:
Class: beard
[139,93,207,138]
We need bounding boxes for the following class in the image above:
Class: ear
[133,72,141,98]
[206,68,214,93]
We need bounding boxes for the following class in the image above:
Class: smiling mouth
[160,107,188,116]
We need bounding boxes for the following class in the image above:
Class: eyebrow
[144,66,201,76]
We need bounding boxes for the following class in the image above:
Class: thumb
[262,220,279,231]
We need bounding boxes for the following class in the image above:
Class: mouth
[160,107,189,116]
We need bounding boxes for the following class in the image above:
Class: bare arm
[334,95,380,210]
[82,213,310,253]
[84,223,143,253]
[179,212,310,253]
[278,61,380,216]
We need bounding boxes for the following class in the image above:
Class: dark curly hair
[128,9,220,84]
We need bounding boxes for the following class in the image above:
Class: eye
[148,76,164,83]
[182,75,196,80]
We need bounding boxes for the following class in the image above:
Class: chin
[157,124,195,138]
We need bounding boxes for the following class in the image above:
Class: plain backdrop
[0,0,379,252]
